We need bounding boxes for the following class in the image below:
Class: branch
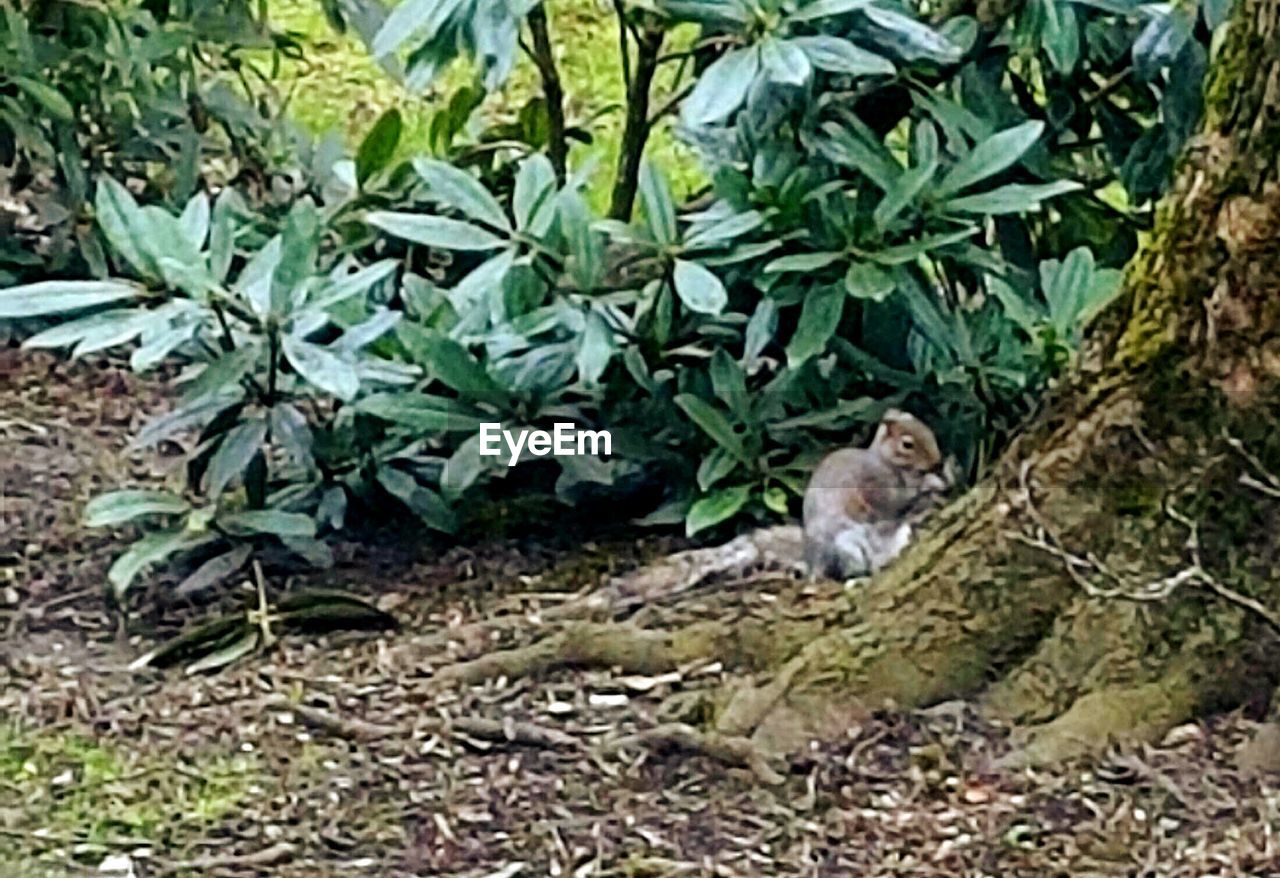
[524,6,568,183]
[609,21,665,220]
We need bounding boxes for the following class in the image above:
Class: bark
[712,0,1280,764]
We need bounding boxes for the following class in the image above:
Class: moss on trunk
[710,0,1280,763]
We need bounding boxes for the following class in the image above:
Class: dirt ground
[2,348,1280,878]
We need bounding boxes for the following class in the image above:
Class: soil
[2,349,1279,877]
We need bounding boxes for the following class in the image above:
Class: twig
[1225,430,1280,499]
[603,722,786,785]
[262,694,397,741]
[1011,459,1280,632]
[153,842,298,878]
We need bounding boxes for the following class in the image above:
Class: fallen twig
[604,722,787,785]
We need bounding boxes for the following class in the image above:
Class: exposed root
[433,620,725,686]
[263,694,582,750]
[998,674,1198,769]
[604,722,787,785]
[547,524,805,620]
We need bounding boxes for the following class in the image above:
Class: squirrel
[802,409,953,581]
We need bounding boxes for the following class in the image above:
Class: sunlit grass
[268,0,706,211]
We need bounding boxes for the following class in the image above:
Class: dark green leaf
[205,420,268,498]
[845,263,896,301]
[413,157,511,230]
[639,161,678,246]
[760,37,812,85]
[937,121,1046,197]
[682,46,760,126]
[673,259,728,314]
[282,336,361,401]
[0,280,142,318]
[84,490,190,528]
[942,180,1081,214]
[686,484,751,535]
[109,530,216,598]
[792,36,894,75]
[675,394,747,460]
[376,467,457,533]
[218,510,318,538]
[356,108,403,185]
[367,211,505,251]
[786,285,844,366]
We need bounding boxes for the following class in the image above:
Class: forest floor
[2,348,1279,877]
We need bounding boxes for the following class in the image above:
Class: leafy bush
[0,0,1223,601]
[0,0,315,286]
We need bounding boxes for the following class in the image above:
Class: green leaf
[179,192,211,249]
[356,108,403,186]
[873,151,937,231]
[84,490,190,528]
[710,348,749,417]
[134,390,244,448]
[404,331,504,401]
[175,545,253,598]
[936,121,1046,197]
[845,263,897,301]
[0,279,141,318]
[412,157,511,231]
[697,447,740,491]
[234,235,282,318]
[371,0,464,56]
[367,211,505,251]
[672,259,728,315]
[791,36,895,75]
[786,285,844,366]
[513,154,558,234]
[440,434,485,498]
[375,467,457,533]
[861,6,963,63]
[675,394,747,461]
[94,177,159,278]
[21,308,149,353]
[760,38,812,86]
[218,510,318,538]
[941,180,1081,214]
[13,76,74,122]
[205,420,267,498]
[282,336,361,402]
[557,191,604,291]
[743,298,778,366]
[866,227,976,264]
[682,46,760,126]
[639,161,678,246]
[686,484,751,536]
[765,251,843,274]
[787,0,875,22]
[763,485,790,514]
[185,629,261,675]
[354,392,486,432]
[109,530,216,598]
[576,309,616,386]
[306,260,400,313]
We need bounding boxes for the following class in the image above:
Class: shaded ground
[2,349,1280,877]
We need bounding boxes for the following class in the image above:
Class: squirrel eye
[901,436,915,450]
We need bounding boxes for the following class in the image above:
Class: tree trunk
[717,0,1280,765]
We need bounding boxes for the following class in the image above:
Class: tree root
[604,722,787,785]
[433,620,728,685]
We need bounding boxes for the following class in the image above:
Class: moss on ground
[0,722,259,868]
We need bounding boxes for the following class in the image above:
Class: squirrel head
[870,409,943,473]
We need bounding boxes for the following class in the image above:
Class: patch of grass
[0,722,259,867]
[268,0,705,211]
